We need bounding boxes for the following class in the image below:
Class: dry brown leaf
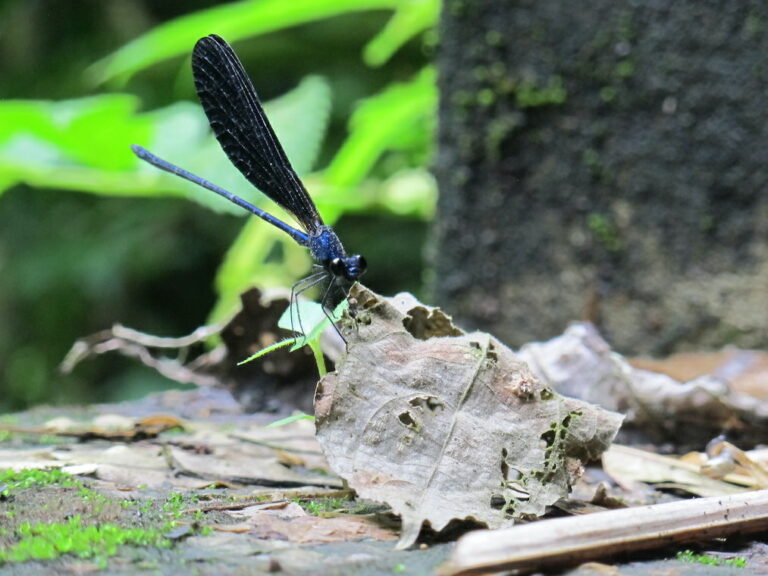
[275,450,306,468]
[519,323,768,447]
[228,501,397,544]
[138,414,185,430]
[168,445,342,488]
[62,286,343,413]
[316,286,623,549]
[49,444,183,489]
[25,413,185,441]
[601,444,750,497]
[630,349,768,399]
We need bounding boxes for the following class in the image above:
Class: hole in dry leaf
[490,493,505,509]
[402,307,463,339]
[427,397,442,411]
[490,489,527,513]
[540,429,556,449]
[398,411,418,430]
[407,395,443,412]
[509,482,529,498]
[500,449,509,480]
[560,413,574,439]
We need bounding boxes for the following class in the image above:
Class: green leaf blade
[90,0,403,85]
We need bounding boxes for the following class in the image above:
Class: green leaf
[324,67,436,188]
[363,0,439,67]
[278,298,348,351]
[0,76,331,209]
[0,95,148,169]
[238,299,348,378]
[375,167,437,219]
[0,96,151,197]
[89,0,403,85]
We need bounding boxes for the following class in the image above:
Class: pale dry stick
[441,490,768,576]
[109,323,226,348]
[59,322,227,387]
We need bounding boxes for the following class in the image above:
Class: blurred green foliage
[0,0,438,409]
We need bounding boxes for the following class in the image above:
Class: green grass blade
[237,337,297,365]
[90,0,403,85]
[324,67,436,188]
[363,0,439,66]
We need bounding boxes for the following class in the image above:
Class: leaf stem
[309,339,327,377]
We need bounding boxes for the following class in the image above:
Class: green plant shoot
[237,297,349,378]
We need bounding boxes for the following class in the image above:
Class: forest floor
[0,386,764,575]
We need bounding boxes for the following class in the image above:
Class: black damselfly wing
[191,34,323,234]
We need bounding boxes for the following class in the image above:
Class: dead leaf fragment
[601,444,750,497]
[519,322,768,447]
[316,286,623,549]
[168,445,342,488]
[33,413,184,441]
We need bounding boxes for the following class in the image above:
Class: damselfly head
[330,255,367,281]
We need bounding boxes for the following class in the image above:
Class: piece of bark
[440,489,768,575]
[315,285,623,549]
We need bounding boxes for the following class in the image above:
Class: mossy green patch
[677,550,747,568]
[0,469,213,568]
[615,59,634,78]
[0,468,79,498]
[162,492,197,519]
[0,515,171,566]
[587,212,623,253]
[516,76,567,108]
[294,496,350,516]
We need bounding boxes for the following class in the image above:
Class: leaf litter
[19,281,768,572]
[315,285,624,549]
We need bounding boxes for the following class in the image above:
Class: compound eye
[343,255,367,280]
[329,258,345,276]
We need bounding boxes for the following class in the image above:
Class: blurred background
[0,0,437,410]
[4,1,767,412]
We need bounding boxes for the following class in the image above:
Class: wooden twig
[59,323,226,387]
[440,490,768,575]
